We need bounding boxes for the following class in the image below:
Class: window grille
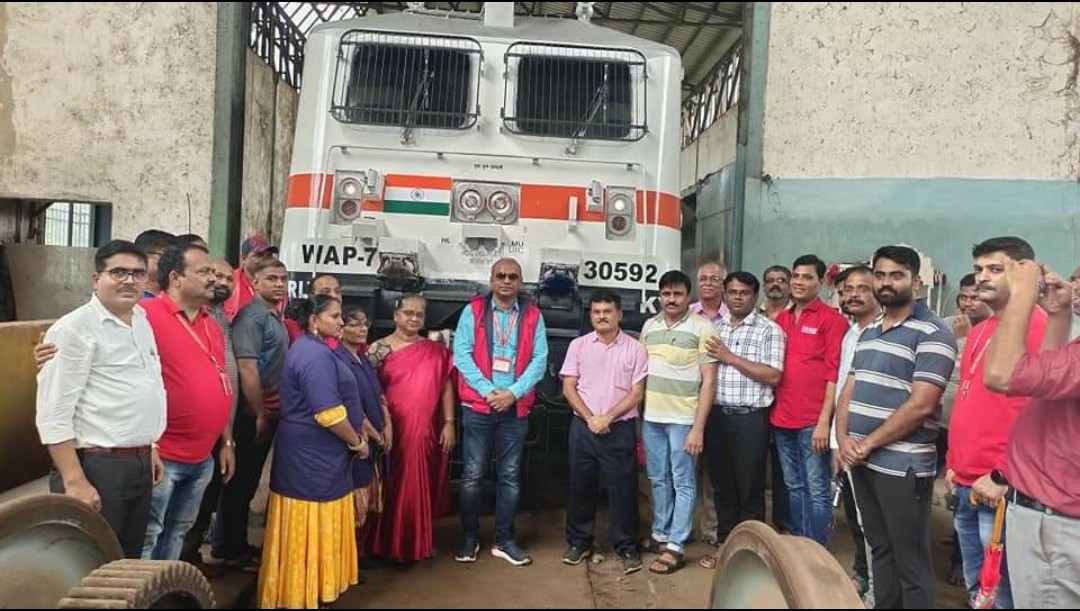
[503,42,647,141]
[332,30,482,130]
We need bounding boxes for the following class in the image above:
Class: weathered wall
[0,3,217,240]
[742,2,1080,299]
[763,2,1080,180]
[681,108,738,193]
[241,50,299,245]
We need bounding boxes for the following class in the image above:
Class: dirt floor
[210,473,971,609]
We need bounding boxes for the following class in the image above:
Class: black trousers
[705,408,769,540]
[51,451,153,559]
[852,466,935,609]
[839,469,868,579]
[565,417,639,555]
[212,410,277,560]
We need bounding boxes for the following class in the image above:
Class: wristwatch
[990,469,1009,486]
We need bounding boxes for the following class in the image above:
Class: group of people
[33,231,463,609]
[33,228,1080,609]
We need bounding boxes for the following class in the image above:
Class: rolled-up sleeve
[1009,340,1080,400]
[764,325,786,372]
[36,325,93,445]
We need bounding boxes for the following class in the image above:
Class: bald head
[490,258,523,305]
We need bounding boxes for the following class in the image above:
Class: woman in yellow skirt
[258,295,369,609]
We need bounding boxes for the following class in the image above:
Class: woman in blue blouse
[257,295,367,609]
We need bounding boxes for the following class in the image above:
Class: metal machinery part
[0,494,215,609]
[709,521,864,609]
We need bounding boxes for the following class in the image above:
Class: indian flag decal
[381,174,452,216]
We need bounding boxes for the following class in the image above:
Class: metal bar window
[503,42,648,141]
[681,40,742,147]
[331,30,482,130]
[43,202,94,247]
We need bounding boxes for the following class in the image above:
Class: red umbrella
[972,500,1008,609]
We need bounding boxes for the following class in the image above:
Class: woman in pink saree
[366,295,456,562]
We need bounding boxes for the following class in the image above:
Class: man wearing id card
[140,243,235,560]
[453,258,549,567]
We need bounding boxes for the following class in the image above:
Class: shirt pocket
[794,327,826,362]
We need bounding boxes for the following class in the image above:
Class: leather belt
[80,445,152,457]
[715,405,766,416]
[1007,488,1077,520]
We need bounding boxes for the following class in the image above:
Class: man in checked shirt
[698,271,786,569]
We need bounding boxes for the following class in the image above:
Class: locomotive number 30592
[581,260,659,283]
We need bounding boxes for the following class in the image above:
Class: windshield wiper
[565,80,608,155]
[401,66,434,145]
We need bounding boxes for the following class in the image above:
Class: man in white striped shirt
[835,245,957,609]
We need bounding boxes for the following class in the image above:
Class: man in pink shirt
[983,259,1080,609]
[559,290,649,575]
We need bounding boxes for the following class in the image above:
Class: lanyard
[175,311,233,397]
[493,308,519,348]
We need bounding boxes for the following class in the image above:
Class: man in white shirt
[36,239,167,558]
[832,265,880,602]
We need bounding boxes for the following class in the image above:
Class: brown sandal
[648,550,685,574]
[699,553,720,570]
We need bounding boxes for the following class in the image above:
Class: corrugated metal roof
[274,2,743,90]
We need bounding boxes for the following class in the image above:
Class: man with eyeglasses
[35,239,168,558]
[688,261,728,547]
[453,258,549,567]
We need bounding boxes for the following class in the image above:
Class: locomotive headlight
[339,177,362,198]
[457,189,484,218]
[488,191,515,220]
[339,200,360,219]
[610,194,632,214]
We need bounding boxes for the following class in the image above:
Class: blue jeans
[774,426,831,546]
[642,421,696,554]
[956,486,1013,608]
[459,407,530,545]
[143,456,215,560]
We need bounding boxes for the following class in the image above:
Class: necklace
[960,322,993,400]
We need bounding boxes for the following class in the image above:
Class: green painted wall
[740,177,1080,308]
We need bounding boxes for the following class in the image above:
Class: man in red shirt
[946,237,1046,608]
[141,242,235,560]
[771,254,847,546]
[983,258,1080,609]
[223,235,281,322]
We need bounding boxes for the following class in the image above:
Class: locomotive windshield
[333,31,481,130]
[503,43,647,141]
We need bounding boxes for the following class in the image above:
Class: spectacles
[105,267,149,282]
[495,273,520,281]
[698,275,723,283]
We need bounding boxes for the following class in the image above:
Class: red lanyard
[493,309,519,348]
[175,311,233,397]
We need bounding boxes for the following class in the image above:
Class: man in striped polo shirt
[639,270,719,575]
[836,245,957,610]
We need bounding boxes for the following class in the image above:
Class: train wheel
[58,559,215,609]
[708,521,864,609]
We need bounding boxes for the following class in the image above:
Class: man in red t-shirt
[141,242,235,560]
[946,237,1046,608]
